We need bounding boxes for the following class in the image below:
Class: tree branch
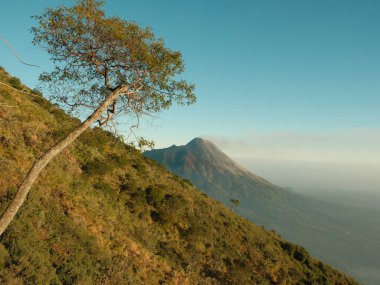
[0,34,39,67]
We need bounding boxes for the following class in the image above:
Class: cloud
[205,128,380,165]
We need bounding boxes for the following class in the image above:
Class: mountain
[0,67,359,284]
[145,137,380,285]
[145,138,291,223]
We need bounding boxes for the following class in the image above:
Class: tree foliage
[32,0,195,125]
[0,0,195,236]
[230,199,240,209]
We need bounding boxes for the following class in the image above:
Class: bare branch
[125,114,141,142]
[0,34,39,67]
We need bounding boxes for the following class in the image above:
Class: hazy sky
[205,130,380,194]
[1,0,380,192]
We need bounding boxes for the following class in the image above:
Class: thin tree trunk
[0,86,128,236]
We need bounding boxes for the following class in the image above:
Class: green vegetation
[8,77,22,90]
[0,68,358,284]
[0,0,196,237]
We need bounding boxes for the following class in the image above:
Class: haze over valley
[205,133,380,211]
[240,158,380,210]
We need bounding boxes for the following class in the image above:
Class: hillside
[0,67,358,284]
[145,138,380,285]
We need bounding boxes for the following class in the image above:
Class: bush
[32,95,54,110]
[145,186,165,206]
[50,108,69,122]
[110,154,129,168]
[9,77,22,90]
[185,224,207,241]
[31,88,43,96]
[78,129,110,152]
[82,159,114,176]
[119,179,138,193]
[156,195,186,224]
[51,128,71,140]
[181,178,193,187]
[132,161,147,173]
[294,247,309,263]
[0,244,10,267]
[281,241,311,264]
[128,187,148,211]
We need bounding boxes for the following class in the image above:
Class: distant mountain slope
[145,138,380,285]
[145,138,292,221]
[0,67,358,284]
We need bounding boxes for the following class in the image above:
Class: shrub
[9,76,22,90]
[119,179,138,193]
[131,162,147,175]
[128,187,148,211]
[110,154,129,168]
[31,88,43,96]
[50,108,69,122]
[0,244,10,267]
[78,129,109,151]
[293,247,308,263]
[154,195,186,224]
[32,95,54,109]
[93,180,114,194]
[150,210,161,222]
[281,241,296,256]
[185,224,206,241]
[145,186,165,206]
[51,128,71,140]
[281,241,311,265]
[82,159,114,176]
[180,178,193,187]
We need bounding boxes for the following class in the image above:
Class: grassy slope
[0,67,358,284]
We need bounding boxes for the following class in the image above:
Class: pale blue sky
[1,1,380,172]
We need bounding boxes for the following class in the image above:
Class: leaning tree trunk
[0,86,128,236]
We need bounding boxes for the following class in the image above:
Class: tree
[230,199,240,209]
[0,0,195,236]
